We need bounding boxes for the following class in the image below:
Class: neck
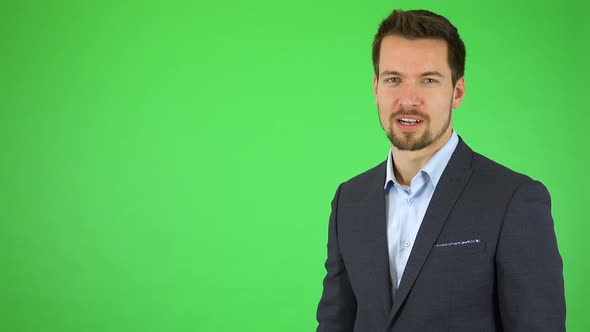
[392,129,453,186]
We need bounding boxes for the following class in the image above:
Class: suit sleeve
[496,180,566,331]
[316,184,357,332]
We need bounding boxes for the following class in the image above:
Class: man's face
[373,35,465,151]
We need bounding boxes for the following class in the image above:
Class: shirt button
[407,198,413,203]
[404,241,410,247]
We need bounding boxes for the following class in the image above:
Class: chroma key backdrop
[1,0,588,331]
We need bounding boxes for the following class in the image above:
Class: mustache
[390,109,430,121]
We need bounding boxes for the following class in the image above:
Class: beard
[382,106,452,151]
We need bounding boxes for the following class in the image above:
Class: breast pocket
[429,238,484,257]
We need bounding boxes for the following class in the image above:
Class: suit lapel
[361,161,394,315]
[385,139,474,328]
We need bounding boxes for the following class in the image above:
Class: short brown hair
[372,9,466,86]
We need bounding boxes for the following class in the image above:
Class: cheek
[377,102,391,120]
[376,93,396,111]
[377,107,391,129]
[426,92,454,111]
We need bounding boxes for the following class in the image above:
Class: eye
[423,78,438,84]
[385,77,401,83]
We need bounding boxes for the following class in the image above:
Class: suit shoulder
[337,160,386,200]
[343,159,386,186]
[471,151,537,188]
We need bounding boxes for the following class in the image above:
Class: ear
[373,74,379,105]
[452,77,465,109]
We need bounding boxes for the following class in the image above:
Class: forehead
[379,35,450,74]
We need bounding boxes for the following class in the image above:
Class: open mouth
[398,117,423,126]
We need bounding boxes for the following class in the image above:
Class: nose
[398,83,421,108]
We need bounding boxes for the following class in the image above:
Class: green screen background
[1,0,588,331]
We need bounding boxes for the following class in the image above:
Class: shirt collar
[384,130,459,190]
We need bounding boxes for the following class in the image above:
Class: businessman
[316,9,566,332]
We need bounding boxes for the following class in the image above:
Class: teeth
[400,118,421,124]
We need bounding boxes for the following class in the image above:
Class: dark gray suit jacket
[316,138,565,332]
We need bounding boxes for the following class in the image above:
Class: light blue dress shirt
[384,131,459,294]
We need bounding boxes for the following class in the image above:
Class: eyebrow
[380,70,402,77]
[421,71,444,78]
[379,70,445,78]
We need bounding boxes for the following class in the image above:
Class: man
[316,9,565,332]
